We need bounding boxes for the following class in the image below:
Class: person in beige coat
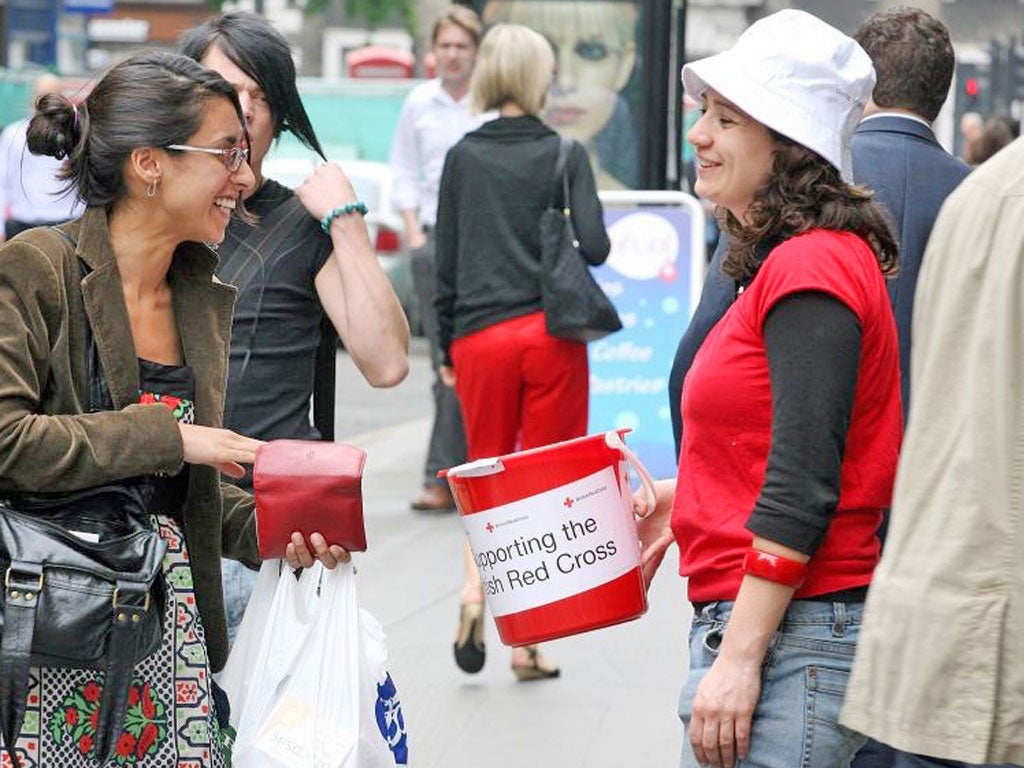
[840,137,1024,767]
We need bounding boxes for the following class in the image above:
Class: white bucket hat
[681,9,875,182]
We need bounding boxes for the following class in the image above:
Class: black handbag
[539,137,623,342]
[0,229,169,767]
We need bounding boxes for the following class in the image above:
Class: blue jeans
[679,600,866,768]
[221,558,259,645]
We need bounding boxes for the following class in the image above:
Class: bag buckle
[111,587,150,613]
[5,567,43,593]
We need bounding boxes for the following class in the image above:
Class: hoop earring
[146,179,158,198]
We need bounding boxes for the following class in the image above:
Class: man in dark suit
[664,8,971,768]
[852,8,971,425]
[669,6,969,453]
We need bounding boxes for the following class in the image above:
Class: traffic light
[989,40,1006,110]
[1007,41,1024,104]
[965,75,980,100]
[953,59,992,158]
[956,61,983,113]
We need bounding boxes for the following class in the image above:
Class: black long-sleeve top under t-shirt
[434,115,611,364]
[746,291,862,555]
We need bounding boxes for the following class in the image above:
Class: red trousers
[450,312,588,461]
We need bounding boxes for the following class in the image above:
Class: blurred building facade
[2,0,1023,167]
[7,0,1024,76]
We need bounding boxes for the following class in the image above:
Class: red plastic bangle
[742,549,807,589]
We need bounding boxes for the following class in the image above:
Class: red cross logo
[563,497,574,508]
[486,523,494,533]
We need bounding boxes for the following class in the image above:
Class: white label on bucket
[461,466,641,618]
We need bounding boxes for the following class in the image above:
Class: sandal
[453,602,486,674]
[511,645,560,682]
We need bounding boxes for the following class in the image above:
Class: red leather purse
[253,440,368,559]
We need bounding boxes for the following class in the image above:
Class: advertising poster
[589,199,705,480]
[475,0,644,189]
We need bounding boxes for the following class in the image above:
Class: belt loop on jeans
[831,601,848,638]
[692,601,719,622]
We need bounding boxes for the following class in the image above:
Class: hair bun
[26,93,81,160]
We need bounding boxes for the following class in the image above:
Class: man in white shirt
[390,6,486,511]
[0,74,83,240]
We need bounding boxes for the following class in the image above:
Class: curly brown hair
[719,134,899,282]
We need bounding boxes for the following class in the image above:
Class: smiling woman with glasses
[165,143,250,171]
[0,49,355,766]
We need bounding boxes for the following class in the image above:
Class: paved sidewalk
[334,344,693,768]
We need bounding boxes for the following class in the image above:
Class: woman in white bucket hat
[635,10,902,767]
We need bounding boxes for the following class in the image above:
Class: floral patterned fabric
[4,360,229,766]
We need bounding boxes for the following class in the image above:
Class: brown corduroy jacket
[0,207,258,672]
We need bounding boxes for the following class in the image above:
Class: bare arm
[689,537,805,767]
[401,209,426,250]
[296,162,410,389]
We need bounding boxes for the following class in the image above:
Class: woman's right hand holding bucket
[632,478,677,590]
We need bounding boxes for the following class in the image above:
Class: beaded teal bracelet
[320,201,368,233]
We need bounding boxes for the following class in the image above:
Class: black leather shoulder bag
[0,228,168,767]
[539,136,623,342]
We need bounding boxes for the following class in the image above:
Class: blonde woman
[435,23,610,681]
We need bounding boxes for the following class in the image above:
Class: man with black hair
[180,12,409,638]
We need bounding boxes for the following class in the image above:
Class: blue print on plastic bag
[375,673,408,764]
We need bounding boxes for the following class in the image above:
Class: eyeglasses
[164,144,249,172]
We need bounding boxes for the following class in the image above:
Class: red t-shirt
[671,229,902,603]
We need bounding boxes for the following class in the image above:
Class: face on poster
[477,0,643,190]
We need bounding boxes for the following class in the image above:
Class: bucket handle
[604,431,657,518]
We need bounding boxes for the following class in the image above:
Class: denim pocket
[778,633,858,658]
[802,665,864,768]
[807,666,847,697]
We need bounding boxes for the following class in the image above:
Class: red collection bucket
[440,430,656,647]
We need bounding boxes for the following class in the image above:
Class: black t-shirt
[216,179,332,449]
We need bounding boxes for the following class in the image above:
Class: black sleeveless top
[137,358,195,518]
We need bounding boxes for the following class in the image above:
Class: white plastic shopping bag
[216,560,300,729]
[359,609,408,765]
[221,561,408,767]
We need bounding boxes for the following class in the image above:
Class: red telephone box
[346,46,414,78]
